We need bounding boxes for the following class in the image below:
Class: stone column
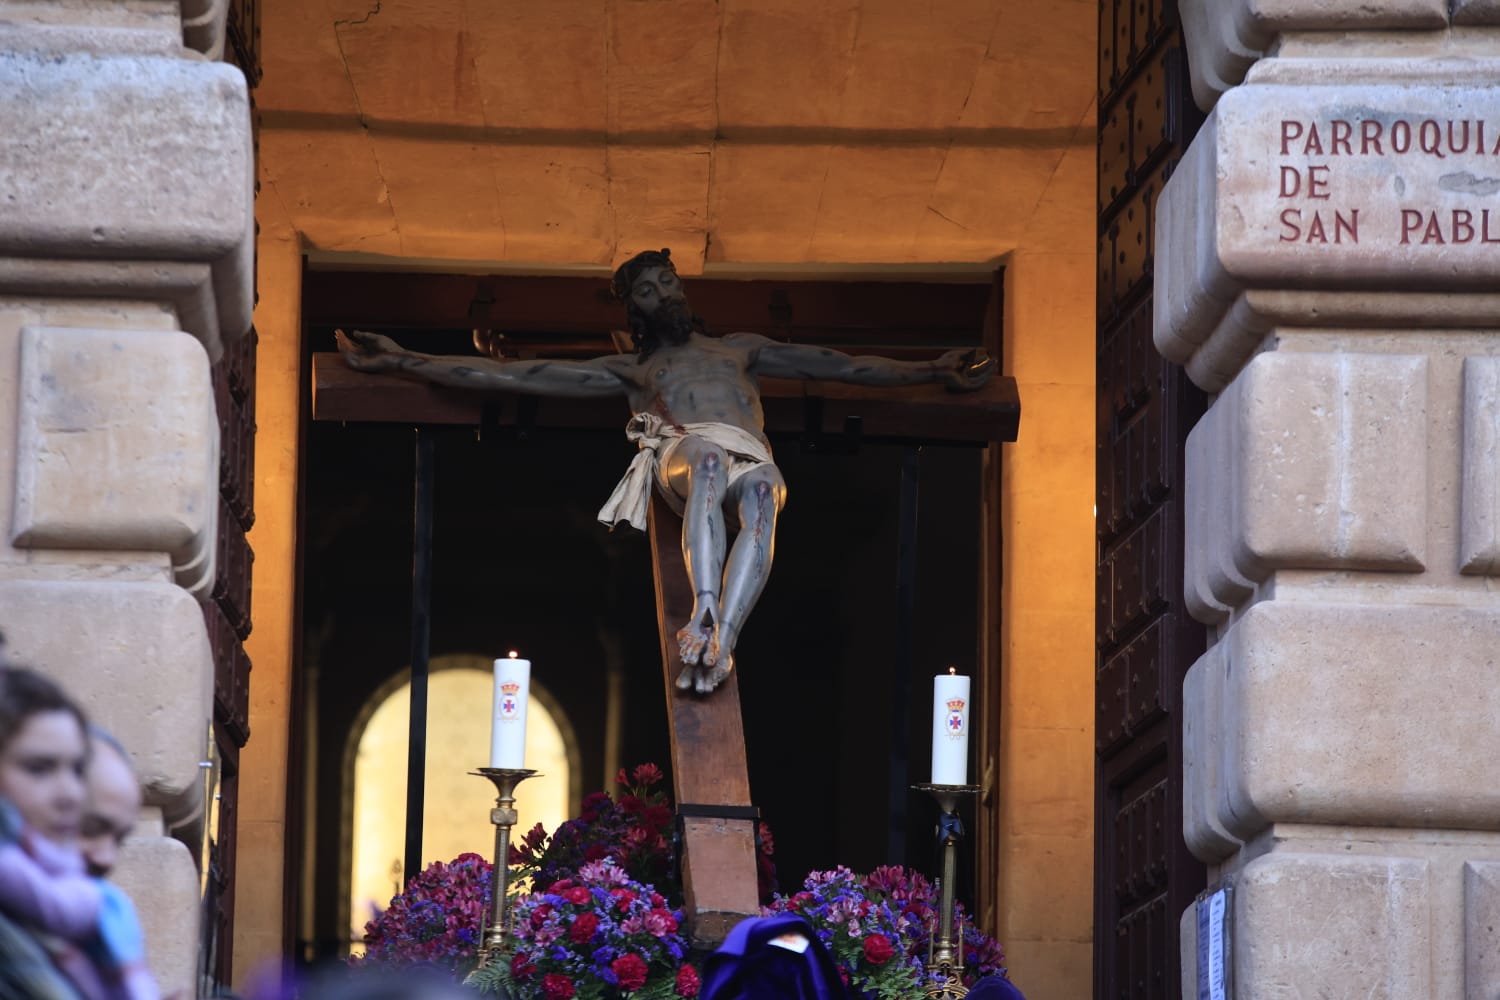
[1164,4,1500,997]
[0,2,253,995]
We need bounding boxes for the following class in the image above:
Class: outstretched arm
[336,329,632,398]
[735,333,994,391]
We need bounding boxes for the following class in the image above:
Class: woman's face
[0,710,87,844]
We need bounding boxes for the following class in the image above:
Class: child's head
[0,668,89,845]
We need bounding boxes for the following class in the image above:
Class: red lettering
[1392,121,1411,153]
[1422,214,1445,244]
[1279,209,1302,242]
[1281,120,1305,155]
[1453,209,1474,244]
[1361,120,1384,155]
[1448,120,1471,155]
[1331,120,1353,155]
[1279,166,1302,197]
[1400,209,1422,244]
[1307,214,1329,243]
[1485,209,1500,244]
[1303,123,1325,155]
[1335,209,1359,244]
[1308,165,1331,199]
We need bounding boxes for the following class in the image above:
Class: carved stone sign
[1211,84,1500,282]
[1154,79,1500,383]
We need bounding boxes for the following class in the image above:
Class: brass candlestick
[471,767,539,966]
[913,783,982,999]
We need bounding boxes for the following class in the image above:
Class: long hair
[0,667,88,753]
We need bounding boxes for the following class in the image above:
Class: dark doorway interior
[294,272,995,960]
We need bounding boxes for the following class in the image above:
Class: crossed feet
[675,598,735,694]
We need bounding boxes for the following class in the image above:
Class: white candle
[931,669,971,785]
[490,652,531,769]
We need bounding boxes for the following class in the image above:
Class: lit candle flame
[508,649,520,659]
[948,666,957,675]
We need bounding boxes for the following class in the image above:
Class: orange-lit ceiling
[256,0,1096,272]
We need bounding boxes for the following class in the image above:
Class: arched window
[345,655,578,950]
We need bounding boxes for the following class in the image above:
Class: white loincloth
[597,412,775,532]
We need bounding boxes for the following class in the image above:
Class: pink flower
[675,964,701,997]
[542,973,576,1000]
[645,908,679,937]
[613,953,650,991]
[632,763,664,786]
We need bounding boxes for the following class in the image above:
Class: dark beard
[633,298,696,356]
[645,298,695,345]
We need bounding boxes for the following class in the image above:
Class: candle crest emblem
[499,681,522,720]
[945,697,967,738]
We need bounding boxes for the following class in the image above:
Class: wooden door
[1094,0,1207,996]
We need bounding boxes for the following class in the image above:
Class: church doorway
[290,267,1006,962]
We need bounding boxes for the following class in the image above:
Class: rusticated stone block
[1183,351,1426,618]
[12,326,219,595]
[0,51,253,355]
[1461,357,1500,575]
[1465,862,1500,998]
[0,580,212,823]
[1187,601,1500,851]
[111,833,199,999]
[1178,0,1447,110]
[1236,351,1427,573]
[1236,852,1432,998]
[1181,644,1242,861]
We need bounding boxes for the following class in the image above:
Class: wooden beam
[302,271,993,350]
[648,495,758,948]
[311,353,1021,444]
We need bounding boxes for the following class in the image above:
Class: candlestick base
[913,783,982,995]
[471,767,541,967]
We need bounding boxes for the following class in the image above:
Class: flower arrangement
[466,858,701,1000]
[510,763,777,906]
[356,851,494,975]
[765,865,1008,999]
[511,764,676,895]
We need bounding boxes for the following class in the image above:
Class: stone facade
[0,2,253,995]
[1168,3,1500,996]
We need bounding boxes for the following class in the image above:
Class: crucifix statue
[337,248,993,694]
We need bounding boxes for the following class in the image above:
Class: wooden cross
[312,353,1019,946]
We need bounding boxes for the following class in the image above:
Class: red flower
[563,886,592,906]
[643,805,674,830]
[616,767,630,787]
[530,903,554,928]
[619,795,644,815]
[511,951,536,979]
[675,964,701,997]
[612,953,650,991]
[632,762,664,786]
[612,888,638,912]
[862,933,894,965]
[569,912,600,943]
[548,880,574,893]
[584,843,609,862]
[542,974,576,1000]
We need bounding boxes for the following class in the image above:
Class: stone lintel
[1183,600,1500,859]
[1156,73,1500,392]
[0,51,253,358]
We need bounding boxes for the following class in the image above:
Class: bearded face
[640,295,695,347]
